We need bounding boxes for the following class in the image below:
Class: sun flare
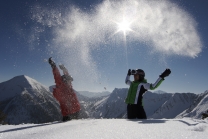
[116,17,133,36]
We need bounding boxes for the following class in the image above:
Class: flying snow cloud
[30,0,202,91]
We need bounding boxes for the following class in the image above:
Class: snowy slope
[2,91,61,124]
[177,91,208,119]
[143,91,172,117]
[0,75,92,124]
[0,118,207,139]
[91,88,128,118]
[89,89,168,118]
[1,75,208,125]
[0,75,49,101]
[89,89,208,119]
[149,93,197,119]
[0,75,61,124]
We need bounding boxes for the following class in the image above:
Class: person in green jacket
[125,68,171,119]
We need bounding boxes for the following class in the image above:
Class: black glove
[48,57,56,68]
[127,69,131,76]
[160,69,171,79]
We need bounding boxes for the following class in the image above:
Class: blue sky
[0,0,208,94]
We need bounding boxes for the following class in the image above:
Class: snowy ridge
[143,91,172,117]
[91,88,128,118]
[0,75,49,101]
[0,75,208,125]
[89,88,207,120]
[0,75,62,124]
[149,93,197,119]
[77,91,111,98]
[0,76,90,124]
[3,90,61,124]
[177,91,208,119]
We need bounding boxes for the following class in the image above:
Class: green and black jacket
[125,75,164,106]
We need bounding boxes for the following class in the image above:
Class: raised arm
[143,69,171,90]
[48,57,63,86]
[143,77,164,90]
[59,64,73,82]
[125,69,132,85]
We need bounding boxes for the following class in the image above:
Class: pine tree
[0,103,6,124]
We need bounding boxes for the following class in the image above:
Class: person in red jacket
[49,57,80,122]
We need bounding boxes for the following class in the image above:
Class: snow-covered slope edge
[177,90,208,119]
[0,118,207,139]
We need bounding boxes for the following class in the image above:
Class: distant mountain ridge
[77,91,111,98]
[49,87,111,98]
[0,75,88,124]
[87,89,208,119]
[0,75,49,101]
[0,75,208,124]
[149,93,197,119]
[0,75,61,124]
[177,91,208,119]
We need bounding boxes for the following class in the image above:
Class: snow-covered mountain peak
[2,75,30,86]
[0,75,62,124]
[1,75,208,124]
[153,90,168,94]
[14,75,48,90]
[0,75,48,101]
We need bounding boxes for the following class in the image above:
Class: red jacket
[52,67,80,116]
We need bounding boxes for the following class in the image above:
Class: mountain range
[77,91,111,98]
[0,75,207,124]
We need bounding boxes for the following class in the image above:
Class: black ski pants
[127,104,147,119]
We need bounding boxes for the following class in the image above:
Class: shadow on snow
[127,119,168,124]
[0,121,62,133]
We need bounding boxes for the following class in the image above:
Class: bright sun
[116,17,133,36]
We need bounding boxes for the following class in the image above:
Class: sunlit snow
[0,118,207,139]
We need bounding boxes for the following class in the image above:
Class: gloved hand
[160,69,171,79]
[59,64,65,70]
[48,57,56,68]
[127,69,131,76]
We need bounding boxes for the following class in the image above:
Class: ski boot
[62,116,72,122]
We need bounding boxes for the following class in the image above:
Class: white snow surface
[0,118,207,139]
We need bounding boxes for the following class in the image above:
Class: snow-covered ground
[0,118,207,139]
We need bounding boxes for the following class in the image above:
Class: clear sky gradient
[0,0,208,94]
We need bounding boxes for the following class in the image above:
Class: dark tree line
[0,102,6,124]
